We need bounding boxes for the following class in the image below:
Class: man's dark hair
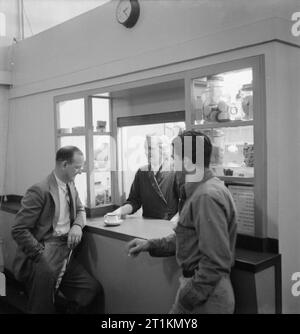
[175,130,212,168]
[56,146,83,163]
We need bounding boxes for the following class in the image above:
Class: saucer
[104,219,123,227]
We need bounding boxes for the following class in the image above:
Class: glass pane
[74,172,88,207]
[120,122,185,199]
[57,99,85,134]
[93,135,111,207]
[192,68,253,125]
[94,136,110,172]
[59,136,86,165]
[202,126,254,178]
[92,98,110,132]
[94,171,111,206]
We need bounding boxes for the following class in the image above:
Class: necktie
[54,184,74,296]
[66,183,74,224]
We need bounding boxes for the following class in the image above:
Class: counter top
[1,198,280,273]
[86,215,175,242]
[85,215,281,273]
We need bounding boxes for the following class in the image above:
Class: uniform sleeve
[148,233,176,257]
[124,170,142,214]
[178,195,233,310]
[11,186,45,260]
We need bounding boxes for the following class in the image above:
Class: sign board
[228,185,255,236]
[0,272,5,296]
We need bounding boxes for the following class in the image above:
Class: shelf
[94,168,111,173]
[57,131,111,136]
[218,176,254,184]
[93,132,111,136]
[192,120,253,129]
[57,132,86,137]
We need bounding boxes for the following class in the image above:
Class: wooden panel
[78,232,180,314]
[117,110,185,127]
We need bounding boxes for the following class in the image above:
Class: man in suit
[12,146,104,314]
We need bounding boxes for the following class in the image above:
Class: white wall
[6,92,56,194]
[8,0,300,97]
[275,43,300,313]
[0,86,9,194]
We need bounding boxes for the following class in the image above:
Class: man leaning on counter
[109,135,184,223]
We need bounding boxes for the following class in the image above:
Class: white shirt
[54,173,71,236]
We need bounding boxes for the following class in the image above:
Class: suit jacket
[11,172,86,282]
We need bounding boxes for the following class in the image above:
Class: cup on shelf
[72,126,85,134]
[58,128,72,134]
[223,168,234,176]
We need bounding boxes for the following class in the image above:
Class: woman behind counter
[109,135,184,222]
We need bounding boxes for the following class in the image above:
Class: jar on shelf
[206,75,224,105]
[193,79,207,124]
[243,143,254,167]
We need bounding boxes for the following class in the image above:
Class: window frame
[54,93,116,216]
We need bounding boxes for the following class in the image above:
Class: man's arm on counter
[127,233,176,257]
[148,233,176,257]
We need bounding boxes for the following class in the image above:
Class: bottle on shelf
[105,177,110,204]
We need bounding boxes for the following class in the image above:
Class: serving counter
[0,200,281,313]
[81,215,281,314]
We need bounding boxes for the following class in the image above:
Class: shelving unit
[53,55,266,236]
[54,94,115,215]
[185,56,266,237]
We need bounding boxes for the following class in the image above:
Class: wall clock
[116,0,140,28]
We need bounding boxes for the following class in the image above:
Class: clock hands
[123,7,129,17]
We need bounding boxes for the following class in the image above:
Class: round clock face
[116,0,140,28]
[116,0,132,24]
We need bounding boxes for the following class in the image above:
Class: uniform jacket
[148,169,237,310]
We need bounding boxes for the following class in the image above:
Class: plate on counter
[104,219,123,227]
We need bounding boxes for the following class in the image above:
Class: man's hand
[68,225,82,250]
[127,238,150,257]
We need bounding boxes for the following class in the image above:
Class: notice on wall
[228,185,255,236]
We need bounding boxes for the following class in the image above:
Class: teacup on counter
[104,213,122,226]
